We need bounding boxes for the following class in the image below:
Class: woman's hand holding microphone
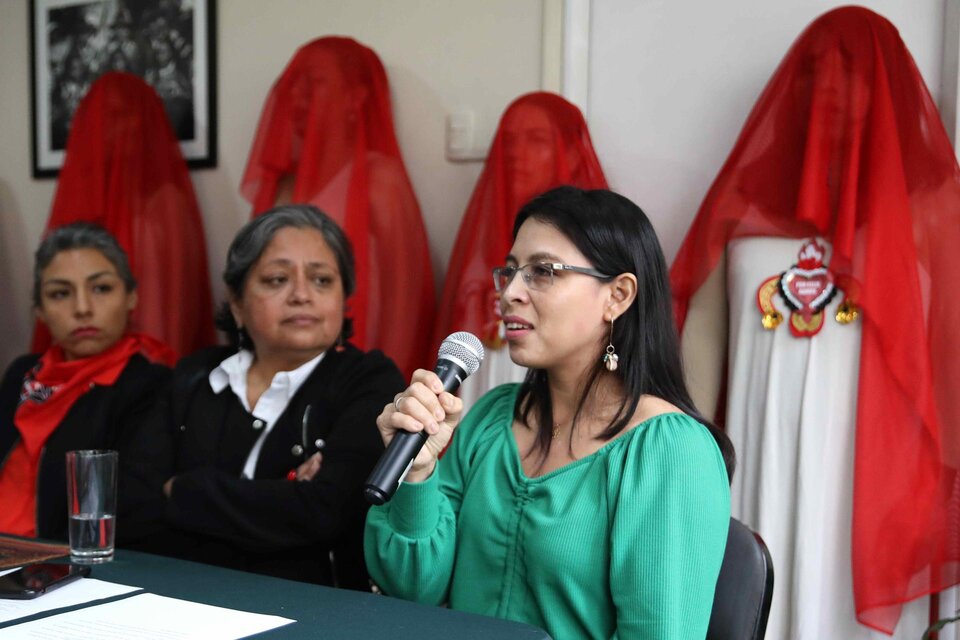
[376,369,464,483]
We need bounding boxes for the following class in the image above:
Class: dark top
[0,353,173,544]
[163,344,404,589]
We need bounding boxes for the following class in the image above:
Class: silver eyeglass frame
[491,262,612,292]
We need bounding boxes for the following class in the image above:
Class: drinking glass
[65,449,118,563]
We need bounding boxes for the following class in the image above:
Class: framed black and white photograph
[30,0,217,177]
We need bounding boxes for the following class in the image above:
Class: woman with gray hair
[0,222,173,546]
[162,204,404,589]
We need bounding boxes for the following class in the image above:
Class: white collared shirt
[209,349,326,479]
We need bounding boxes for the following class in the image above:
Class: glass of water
[65,450,118,563]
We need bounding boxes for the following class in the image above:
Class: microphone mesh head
[438,332,485,375]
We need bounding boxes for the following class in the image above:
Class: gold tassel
[836,300,859,324]
[761,310,783,330]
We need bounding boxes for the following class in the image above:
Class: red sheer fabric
[33,72,215,359]
[670,7,960,632]
[241,36,434,378]
[434,92,608,348]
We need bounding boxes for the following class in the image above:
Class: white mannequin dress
[722,236,946,640]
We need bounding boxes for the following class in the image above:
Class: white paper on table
[2,592,296,639]
[0,577,139,624]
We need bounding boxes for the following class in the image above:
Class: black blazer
[0,353,172,544]
[164,344,404,589]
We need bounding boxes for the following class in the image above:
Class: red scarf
[0,333,169,536]
[670,7,960,632]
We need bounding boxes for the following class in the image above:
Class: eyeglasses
[492,262,611,293]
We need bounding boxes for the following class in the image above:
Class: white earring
[603,317,619,372]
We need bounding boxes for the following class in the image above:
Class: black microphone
[364,332,484,505]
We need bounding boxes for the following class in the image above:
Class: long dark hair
[512,186,735,478]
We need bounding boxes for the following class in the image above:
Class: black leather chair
[706,518,774,640]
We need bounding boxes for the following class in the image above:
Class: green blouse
[364,384,730,640]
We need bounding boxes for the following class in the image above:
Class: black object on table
[0,549,552,639]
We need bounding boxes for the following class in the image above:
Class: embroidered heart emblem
[783,269,834,321]
[756,239,847,339]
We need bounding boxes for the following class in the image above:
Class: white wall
[0,0,543,370]
[588,0,946,264]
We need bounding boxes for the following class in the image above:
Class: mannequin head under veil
[678,6,958,275]
[241,37,434,379]
[499,92,607,215]
[242,36,402,214]
[670,6,960,633]
[735,10,936,233]
[276,42,373,204]
[434,92,608,351]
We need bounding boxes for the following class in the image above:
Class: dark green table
[0,550,551,639]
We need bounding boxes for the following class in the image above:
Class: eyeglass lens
[493,264,555,292]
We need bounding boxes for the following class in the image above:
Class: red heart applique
[785,271,833,320]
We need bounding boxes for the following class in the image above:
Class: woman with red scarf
[434,93,608,408]
[34,72,216,359]
[241,37,434,379]
[671,7,960,638]
[0,223,173,546]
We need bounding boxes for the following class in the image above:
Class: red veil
[34,72,215,359]
[670,7,960,632]
[241,36,434,378]
[434,92,607,348]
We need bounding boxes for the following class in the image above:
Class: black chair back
[706,517,774,640]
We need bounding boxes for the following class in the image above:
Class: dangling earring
[603,317,619,372]
[236,323,251,352]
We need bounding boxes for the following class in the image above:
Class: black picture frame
[29,0,217,178]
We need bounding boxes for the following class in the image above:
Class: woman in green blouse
[365,186,735,639]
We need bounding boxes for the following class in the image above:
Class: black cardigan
[0,353,172,544]
[163,344,404,589]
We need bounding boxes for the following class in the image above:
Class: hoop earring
[603,317,619,372]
